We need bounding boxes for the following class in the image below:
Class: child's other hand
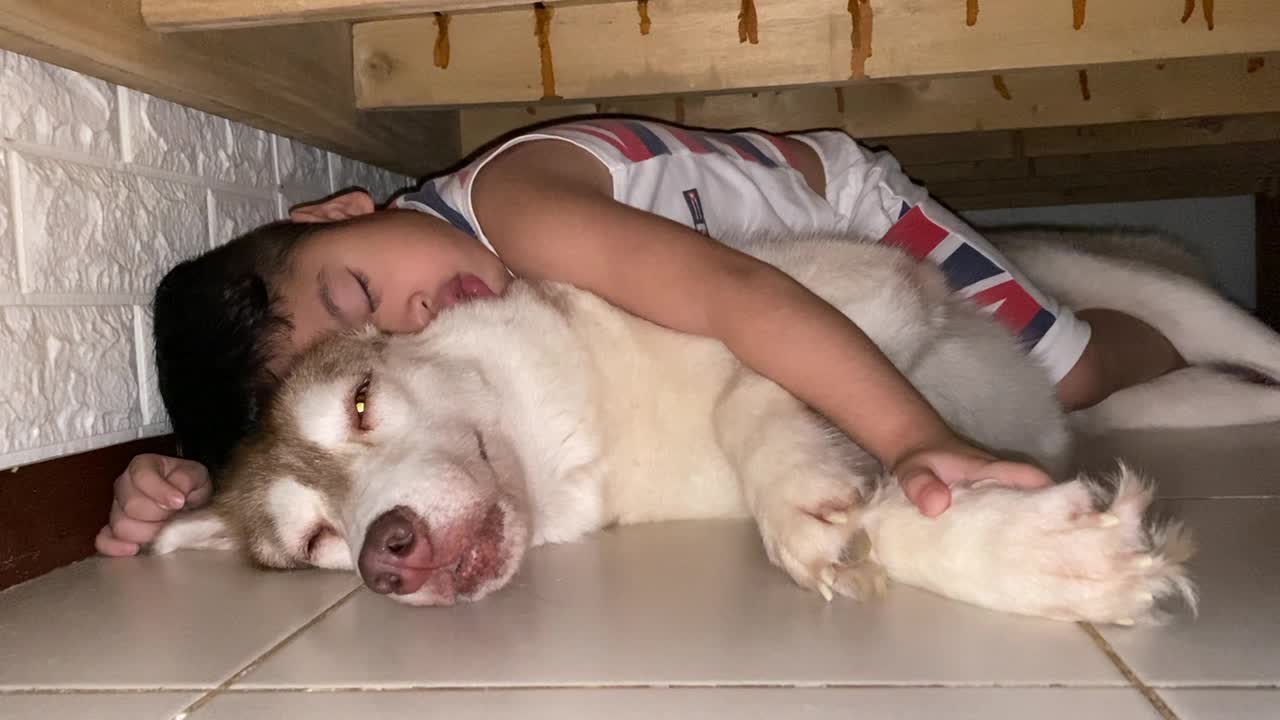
[891,439,1052,518]
[95,454,212,556]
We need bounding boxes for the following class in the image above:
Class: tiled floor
[2,423,1277,719]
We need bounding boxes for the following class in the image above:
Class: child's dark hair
[153,220,314,476]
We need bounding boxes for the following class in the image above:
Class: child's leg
[1055,309,1187,411]
[794,130,1184,410]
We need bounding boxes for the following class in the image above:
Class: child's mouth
[434,273,496,312]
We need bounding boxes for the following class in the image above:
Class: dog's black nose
[359,507,435,595]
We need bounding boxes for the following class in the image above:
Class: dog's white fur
[155,228,1280,623]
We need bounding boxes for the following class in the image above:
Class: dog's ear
[148,508,238,554]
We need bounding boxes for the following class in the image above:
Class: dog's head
[153,327,532,606]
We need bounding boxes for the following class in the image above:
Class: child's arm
[474,141,1051,517]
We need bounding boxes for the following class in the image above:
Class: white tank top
[392,118,845,255]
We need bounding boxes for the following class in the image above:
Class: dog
[153,228,1280,624]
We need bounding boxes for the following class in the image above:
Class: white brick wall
[0,49,414,470]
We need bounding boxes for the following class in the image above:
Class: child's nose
[404,292,434,332]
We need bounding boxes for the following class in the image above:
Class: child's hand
[891,439,1052,517]
[94,454,212,556]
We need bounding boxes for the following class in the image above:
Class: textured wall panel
[0,50,119,160]
[0,306,140,456]
[330,152,412,205]
[211,190,279,247]
[134,306,168,427]
[1,51,415,469]
[19,154,208,296]
[0,151,18,293]
[275,136,330,195]
[217,118,274,189]
[127,90,272,189]
[278,185,335,215]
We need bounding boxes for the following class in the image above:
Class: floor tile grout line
[184,682,1148,692]
[0,688,210,696]
[1080,622,1180,720]
[0,681,1177,691]
[3,683,1278,696]
[206,683,1280,691]
[171,585,363,719]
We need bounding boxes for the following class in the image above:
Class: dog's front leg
[714,373,887,602]
[861,466,1197,624]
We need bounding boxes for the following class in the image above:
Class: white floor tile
[194,688,1163,719]
[0,553,358,689]
[1098,499,1280,686]
[0,692,199,720]
[239,520,1122,688]
[1075,422,1280,498]
[1163,688,1280,719]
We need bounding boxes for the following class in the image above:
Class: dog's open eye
[352,375,372,430]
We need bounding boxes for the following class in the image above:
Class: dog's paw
[954,464,1198,625]
[754,474,886,602]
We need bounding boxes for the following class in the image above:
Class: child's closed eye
[350,269,380,314]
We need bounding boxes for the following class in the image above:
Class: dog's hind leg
[1074,365,1280,431]
[713,371,887,602]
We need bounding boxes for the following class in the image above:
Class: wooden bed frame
[1,1,1275,207]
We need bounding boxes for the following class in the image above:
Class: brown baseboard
[0,436,177,591]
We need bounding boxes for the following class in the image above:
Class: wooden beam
[459,54,1280,156]
[1022,114,1280,157]
[938,172,1269,211]
[933,166,1277,211]
[142,1,597,32]
[0,0,458,177]
[355,0,1280,108]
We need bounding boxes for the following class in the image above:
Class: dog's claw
[1097,513,1120,528]
[1115,617,1135,626]
[818,582,834,602]
[823,511,849,525]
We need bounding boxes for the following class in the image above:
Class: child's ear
[289,189,376,223]
[148,508,238,555]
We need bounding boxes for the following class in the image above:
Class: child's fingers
[185,477,213,509]
[899,470,952,517]
[119,492,175,523]
[126,466,187,512]
[119,454,185,509]
[95,526,141,557]
[108,500,166,545]
[160,459,212,503]
[974,461,1053,490]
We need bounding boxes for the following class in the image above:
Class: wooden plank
[458,54,1280,156]
[934,167,1273,211]
[1023,114,1280,157]
[0,0,458,177]
[1033,141,1280,176]
[904,158,1030,185]
[862,132,1020,166]
[355,0,1280,108]
[143,1,615,32]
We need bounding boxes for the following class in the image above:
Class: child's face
[274,209,511,372]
